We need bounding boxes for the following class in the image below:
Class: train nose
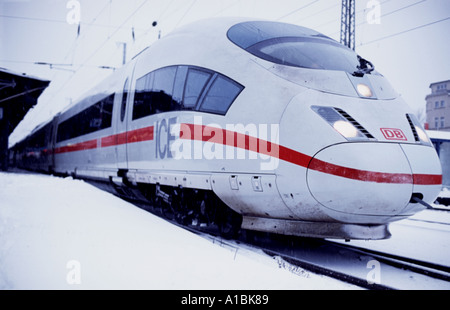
[306,143,441,224]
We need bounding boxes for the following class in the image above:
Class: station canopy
[0,67,50,135]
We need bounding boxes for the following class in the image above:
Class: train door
[115,78,129,170]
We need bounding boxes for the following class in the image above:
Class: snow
[331,205,450,268]
[438,188,450,198]
[0,172,357,290]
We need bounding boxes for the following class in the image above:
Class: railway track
[183,224,450,290]
[132,197,450,290]
[259,238,450,290]
[221,231,450,290]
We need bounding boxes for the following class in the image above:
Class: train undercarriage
[81,173,244,239]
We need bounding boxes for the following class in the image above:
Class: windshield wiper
[353,56,375,77]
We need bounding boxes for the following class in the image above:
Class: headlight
[333,120,359,138]
[406,114,432,146]
[356,83,373,98]
[312,106,375,141]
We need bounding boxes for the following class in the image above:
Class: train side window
[56,93,114,142]
[131,65,242,118]
[84,93,114,134]
[132,72,154,120]
[120,79,129,122]
[152,66,177,114]
[101,94,114,128]
[184,68,212,109]
[199,75,243,115]
[172,66,188,111]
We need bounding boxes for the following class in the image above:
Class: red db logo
[380,128,407,141]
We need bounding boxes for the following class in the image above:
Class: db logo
[380,128,407,141]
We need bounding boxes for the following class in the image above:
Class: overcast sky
[1,0,449,146]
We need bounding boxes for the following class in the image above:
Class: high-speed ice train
[11,18,442,240]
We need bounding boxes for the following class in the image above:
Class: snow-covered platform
[0,172,356,290]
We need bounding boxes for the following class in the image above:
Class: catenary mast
[340,0,356,50]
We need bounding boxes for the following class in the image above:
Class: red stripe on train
[54,139,97,154]
[180,123,441,185]
[101,126,154,147]
[54,123,441,186]
[308,158,414,184]
[56,126,155,152]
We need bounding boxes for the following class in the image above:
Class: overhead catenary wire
[360,16,450,46]
[311,0,392,33]
[297,1,341,23]
[6,0,117,135]
[212,0,242,17]
[173,0,198,29]
[378,0,426,20]
[76,0,150,69]
[0,13,144,32]
[318,0,435,47]
[327,0,427,37]
[276,0,320,21]
[22,0,150,129]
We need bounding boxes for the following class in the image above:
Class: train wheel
[171,187,190,225]
[216,201,242,239]
[161,202,175,221]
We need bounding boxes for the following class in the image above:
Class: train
[10,18,443,240]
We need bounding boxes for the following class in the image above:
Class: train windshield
[249,37,360,72]
[228,21,366,74]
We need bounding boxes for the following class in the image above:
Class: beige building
[426,80,450,131]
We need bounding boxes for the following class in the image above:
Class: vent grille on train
[406,114,420,142]
[334,108,375,139]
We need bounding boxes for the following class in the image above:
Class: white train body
[13,18,442,239]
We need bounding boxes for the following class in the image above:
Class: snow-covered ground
[333,206,450,267]
[0,172,358,290]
